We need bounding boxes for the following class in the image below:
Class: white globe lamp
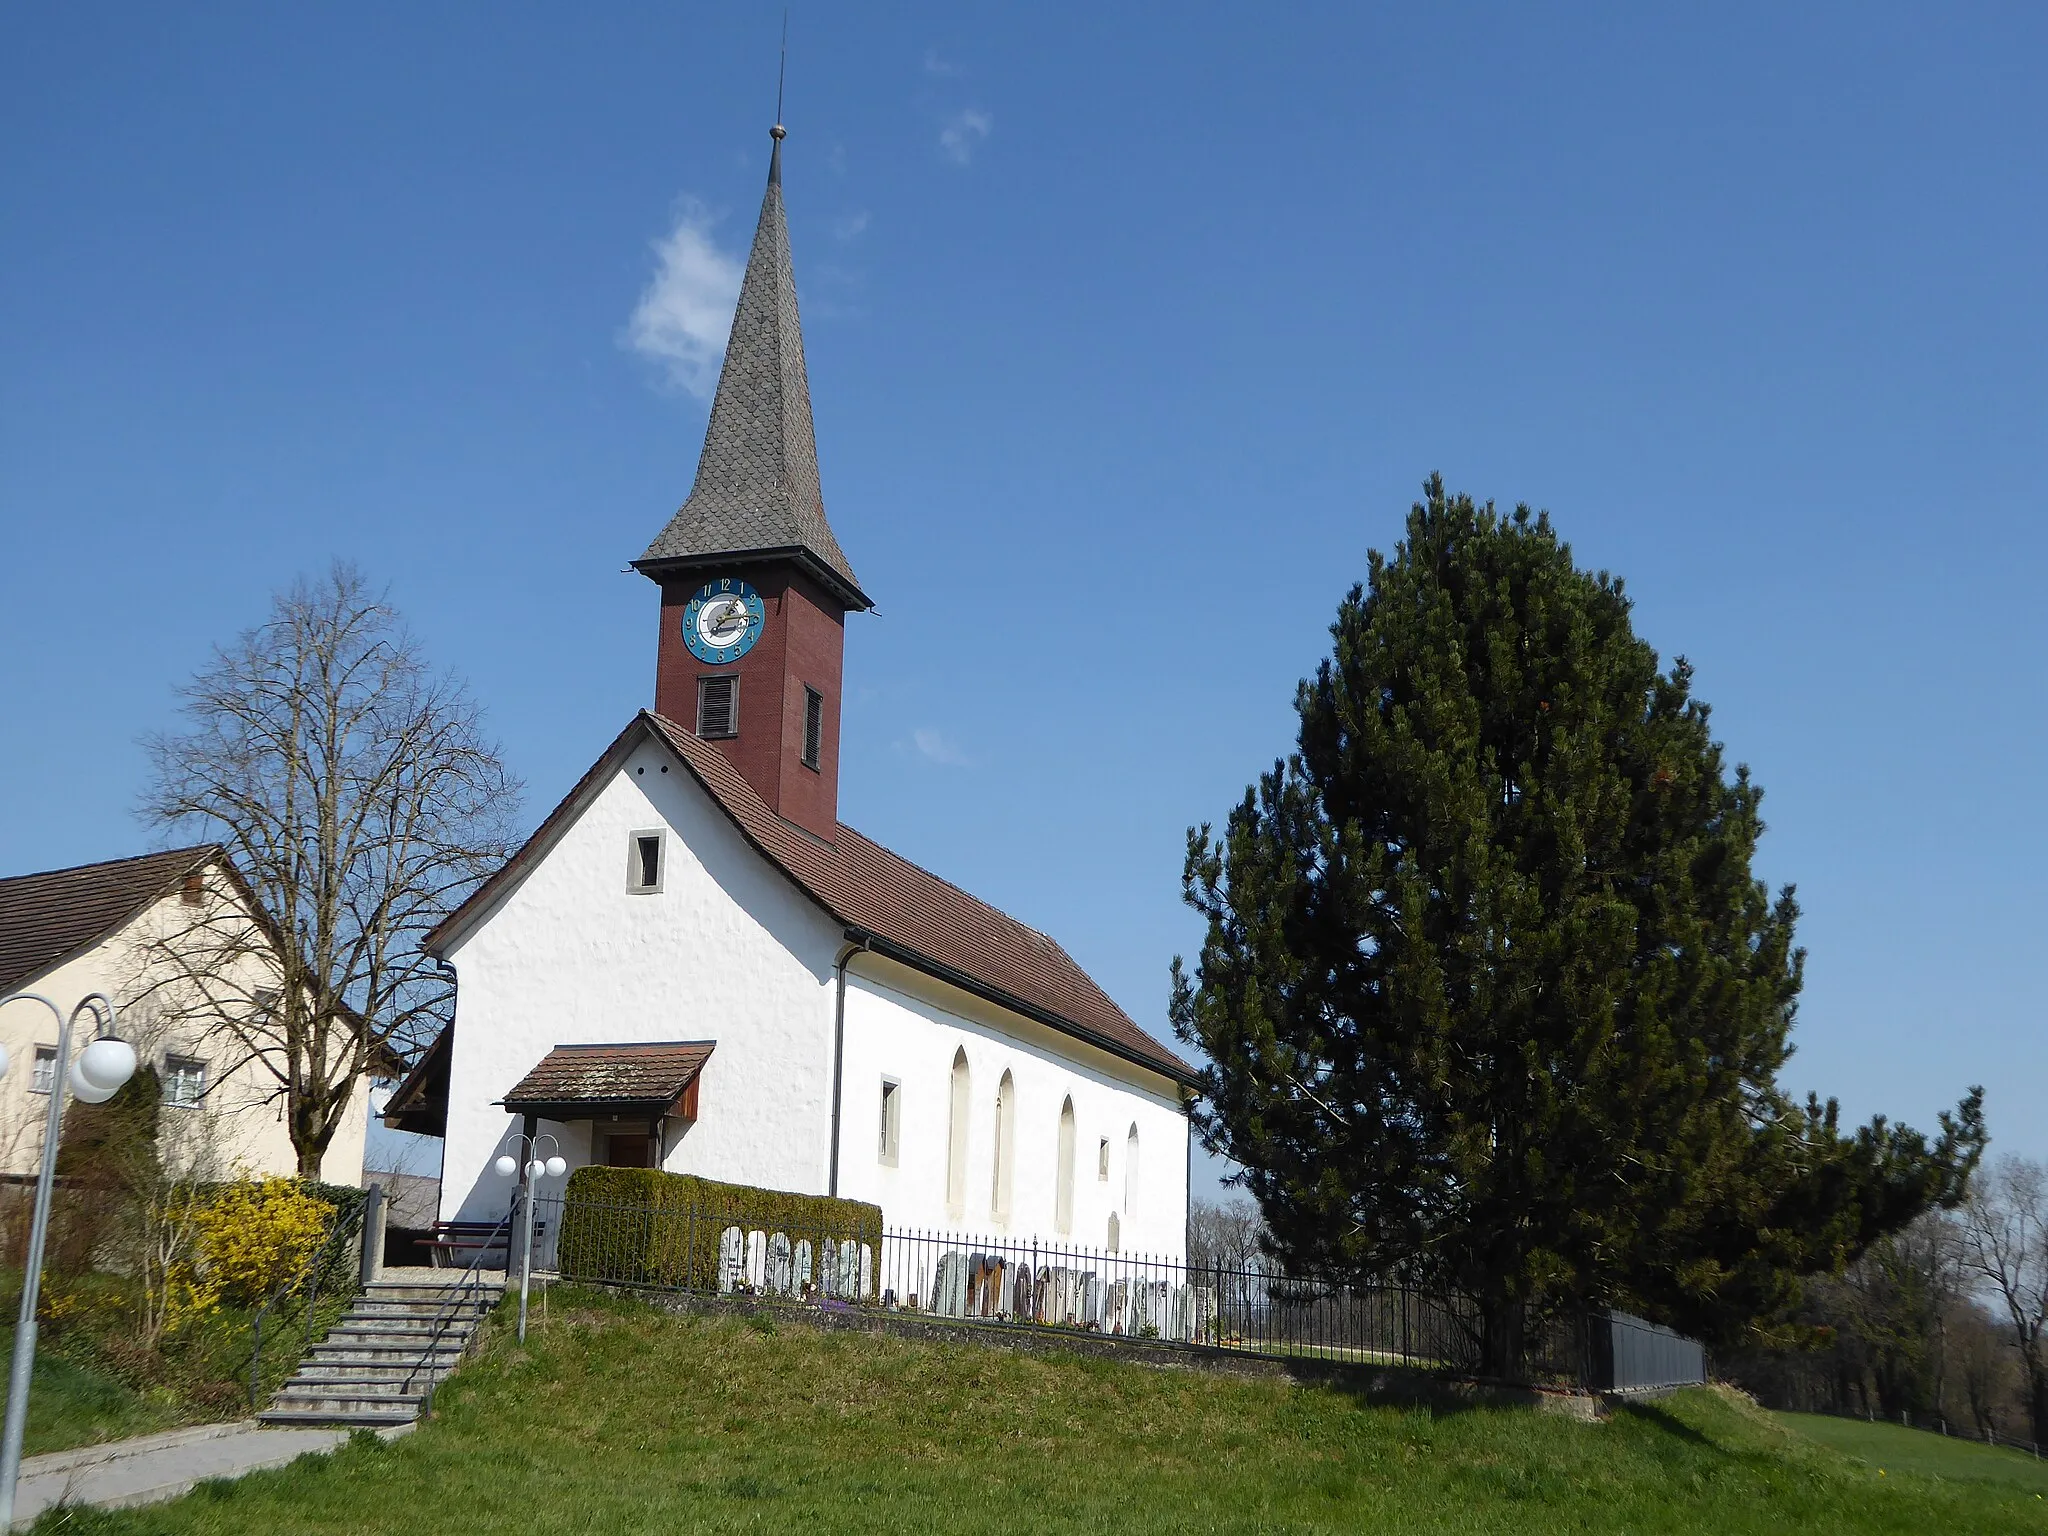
[70,1038,137,1105]
[493,1154,518,1178]
[544,1156,567,1179]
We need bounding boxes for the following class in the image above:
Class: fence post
[359,1183,386,1286]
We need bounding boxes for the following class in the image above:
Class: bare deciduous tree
[1961,1155,2048,1446]
[140,562,521,1177]
[1188,1198,1269,1273]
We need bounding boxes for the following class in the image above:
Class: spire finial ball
[770,123,786,141]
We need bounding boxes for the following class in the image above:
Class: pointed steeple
[635,125,869,611]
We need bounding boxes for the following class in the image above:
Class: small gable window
[181,871,205,906]
[697,675,738,739]
[30,1046,57,1095]
[627,830,665,893]
[802,687,824,771]
[1098,1137,1110,1180]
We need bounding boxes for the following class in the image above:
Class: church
[403,124,1198,1260]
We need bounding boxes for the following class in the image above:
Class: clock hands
[705,598,750,640]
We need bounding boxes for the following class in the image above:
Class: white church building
[398,123,1197,1260]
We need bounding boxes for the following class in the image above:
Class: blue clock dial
[681,578,766,665]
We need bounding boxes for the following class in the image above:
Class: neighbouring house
[393,123,1199,1257]
[0,845,375,1183]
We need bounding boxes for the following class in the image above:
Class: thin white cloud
[623,200,744,399]
[923,47,958,77]
[831,210,871,242]
[939,108,992,166]
[912,728,972,766]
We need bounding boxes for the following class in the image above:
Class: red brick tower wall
[654,562,846,842]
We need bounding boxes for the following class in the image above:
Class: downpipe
[827,938,869,1197]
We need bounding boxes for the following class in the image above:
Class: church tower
[634,125,871,843]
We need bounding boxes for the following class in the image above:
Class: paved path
[11,1418,411,1525]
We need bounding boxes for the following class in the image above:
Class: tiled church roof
[633,131,868,611]
[428,715,1197,1089]
[0,845,219,996]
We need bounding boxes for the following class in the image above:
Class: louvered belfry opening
[633,125,872,843]
[697,676,738,739]
[802,687,824,771]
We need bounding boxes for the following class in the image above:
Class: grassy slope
[36,1290,2048,1535]
[0,1329,180,1458]
[1775,1411,2048,1493]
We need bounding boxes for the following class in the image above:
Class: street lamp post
[0,991,138,1528]
[493,1133,566,1344]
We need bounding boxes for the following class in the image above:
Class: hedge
[555,1166,883,1294]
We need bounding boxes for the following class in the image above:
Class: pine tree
[1170,477,1983,1371]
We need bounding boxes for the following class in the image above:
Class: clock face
[681,578,765,664]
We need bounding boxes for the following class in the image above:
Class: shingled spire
[634,126,869,611]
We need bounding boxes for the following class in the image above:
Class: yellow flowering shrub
[188,1178,336,1312]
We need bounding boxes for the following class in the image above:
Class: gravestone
[1192,1285,1216,1344]
[1106,1279,1129,1334]
[1082,1273,1102,1329]
[746,1230,767,1291]
[818,1238,841,1299]
[933,1251,971,1317]
[766,1232,793,1296]
[1011,1262,1035,1318]
[717,1226,745,1294]
[858,1242,874,1302]
[793,1238,813,1295]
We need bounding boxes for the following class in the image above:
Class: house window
[802,687,824,771]
[30,1046,56,1095]
[878,1078,901,1166]
[1055,1097,1077,1236]
[627,830,665,893]
[1098,1137,1110,1180]
[181,871,205,906]
[165,1056,208,1109]
[697,675,738,739]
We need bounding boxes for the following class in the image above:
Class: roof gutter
[842,928,1202,1092]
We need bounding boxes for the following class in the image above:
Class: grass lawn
[0,1328,183,1458]
[32,1287,2048,1535]
[1774,1410,2048,1494]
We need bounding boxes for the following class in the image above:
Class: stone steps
[256,1277,503,1429]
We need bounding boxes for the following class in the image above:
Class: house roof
[503,1040,716,1115]
[428,713,1198,1089]
[633,130,869,611]
[0,845,220,997]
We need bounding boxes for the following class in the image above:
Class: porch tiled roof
[503,1041,715,1112]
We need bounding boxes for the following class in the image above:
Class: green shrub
[556,1167,882,1294]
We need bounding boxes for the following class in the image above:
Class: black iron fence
[527,1193,1704,1395]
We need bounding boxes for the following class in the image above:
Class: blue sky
[3,5,2042,1194]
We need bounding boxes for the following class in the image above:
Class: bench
[426,1219,547,1270]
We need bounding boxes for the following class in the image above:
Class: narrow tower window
[945,1049,970,1221]
[1055,1097,1077,1235]
[802,687,824,771]
[878,1078,901,1166]
[627,831,665,893]
[697,675,738,739]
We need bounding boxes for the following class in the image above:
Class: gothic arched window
[946,1049,971,1221]
[1056,1096,1077,1236]
[991,1070,1016,1225]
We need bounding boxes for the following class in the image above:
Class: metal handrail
[246,1201,368,1410]
[400,1205,515,1412]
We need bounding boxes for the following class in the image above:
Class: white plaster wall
[437,739,844,1222]
[0,886,369,1184]
[836,954,1190,1262]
